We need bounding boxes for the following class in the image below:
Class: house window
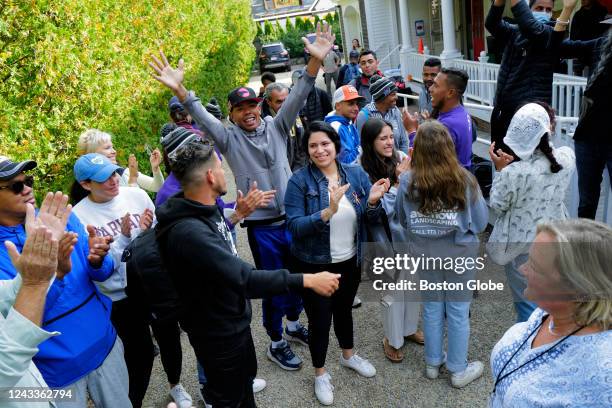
[265,0,301,10]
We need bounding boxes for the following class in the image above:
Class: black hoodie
[156,193,303,339]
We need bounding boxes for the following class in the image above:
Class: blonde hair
[77,129,113,155]
[537,219,612,330]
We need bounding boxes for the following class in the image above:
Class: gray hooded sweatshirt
[182,72,316,221]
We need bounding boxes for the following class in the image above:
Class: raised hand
[138,208,154,231]
[304,272,341,297]
[128,154,139,185]
[368,178,391,206]
[402,108,419,134]
[149,148,162,173]
[302,22,335,62]
[420,110,431,120]
[5,226,58,287]
[488,142,514,171]
[26,193,72,240]
[328,183,350,214]
[149,50,186,95]
[86,225,113,268]
[234,181,276,221]
[120,213,133,238]
[57,231,78,279]
[395,155,411,179]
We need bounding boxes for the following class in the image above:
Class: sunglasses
[0,175,34,194]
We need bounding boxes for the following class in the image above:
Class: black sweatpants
[290,255,360,368]
[111,297,154,408]
[151,318,183,385]
[188,328,257,408]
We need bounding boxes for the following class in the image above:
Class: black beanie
[159,122,178,140]
[369,75,398,102]
[205,98,223,120]
[160,127,197,156]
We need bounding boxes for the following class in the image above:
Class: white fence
[395,92,610,224]
[403,52,587,120]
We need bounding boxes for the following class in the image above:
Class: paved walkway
[141,68,518,407]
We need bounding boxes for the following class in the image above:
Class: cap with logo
[74,153,123,183]
[228,87,261,109]
[0,156,37,181]
[332,85,365,107]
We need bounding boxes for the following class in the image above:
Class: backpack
[471,154,493,199]
[122,220,185,323]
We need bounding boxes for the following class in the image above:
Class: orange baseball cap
[332,85,365,106]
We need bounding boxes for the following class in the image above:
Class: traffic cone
[418,38,424,54]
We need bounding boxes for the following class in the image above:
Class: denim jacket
[285,161,381,264]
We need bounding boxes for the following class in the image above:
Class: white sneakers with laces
[314,372,334,405]
[339,353,377,377]
[450,361,484,388]
[169,384,193,408]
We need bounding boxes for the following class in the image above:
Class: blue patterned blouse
[489,308,612,407]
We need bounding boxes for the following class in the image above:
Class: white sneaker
[352,296,362,308]
[169,384,193,408]
[450,361,484,388]
[314,372,334,406]
[253,378,267,393]
[340,354,376,377]
[425,352,446,379]
[425,365,440,379]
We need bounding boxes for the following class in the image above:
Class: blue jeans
[504,254,536,323]
[421,268,475,373]
[575,139,612,219]
[247,223,303,342]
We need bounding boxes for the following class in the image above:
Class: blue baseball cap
[74,153,123,182]
[168,96,184,112]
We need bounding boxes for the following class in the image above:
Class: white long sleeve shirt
[73,187,156,301]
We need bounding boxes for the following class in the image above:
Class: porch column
[399,0,415,79]
[439,0,461,60]
[398,0,414,52]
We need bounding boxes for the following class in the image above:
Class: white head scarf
[503,103,551,160]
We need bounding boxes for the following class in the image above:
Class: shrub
[0,0,255,196]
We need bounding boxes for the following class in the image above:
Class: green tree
[0,0,256,196]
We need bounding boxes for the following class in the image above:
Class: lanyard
[492,316,584,395]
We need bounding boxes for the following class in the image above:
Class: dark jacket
[284,161,381,264]
[261,99,308,171]
[486,1,598,112]
[156,195,303,340]
[299,86,333,126]
[574,35,612,144]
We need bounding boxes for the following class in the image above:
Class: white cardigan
[486,147,575,265]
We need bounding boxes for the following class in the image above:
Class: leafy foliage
[0,0,255,196]
[255,13,342,59]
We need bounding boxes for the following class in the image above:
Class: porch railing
[402,52,587,121]
[395,91,610,224]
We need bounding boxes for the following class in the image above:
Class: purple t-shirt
[155,172,181,206]
[438,105,472,169]
[155,172,235,228]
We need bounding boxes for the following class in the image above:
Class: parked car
[259,42,292,72]
[303,33,340,63]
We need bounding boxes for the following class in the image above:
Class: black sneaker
[284,325,309,346]
[266,342,302,370]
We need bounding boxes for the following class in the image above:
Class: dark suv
[259,42,291,72]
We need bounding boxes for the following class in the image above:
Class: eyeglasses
[0,175,34,194]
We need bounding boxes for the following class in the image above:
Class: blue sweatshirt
[0,213,116,388]
[324,114,361,164]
